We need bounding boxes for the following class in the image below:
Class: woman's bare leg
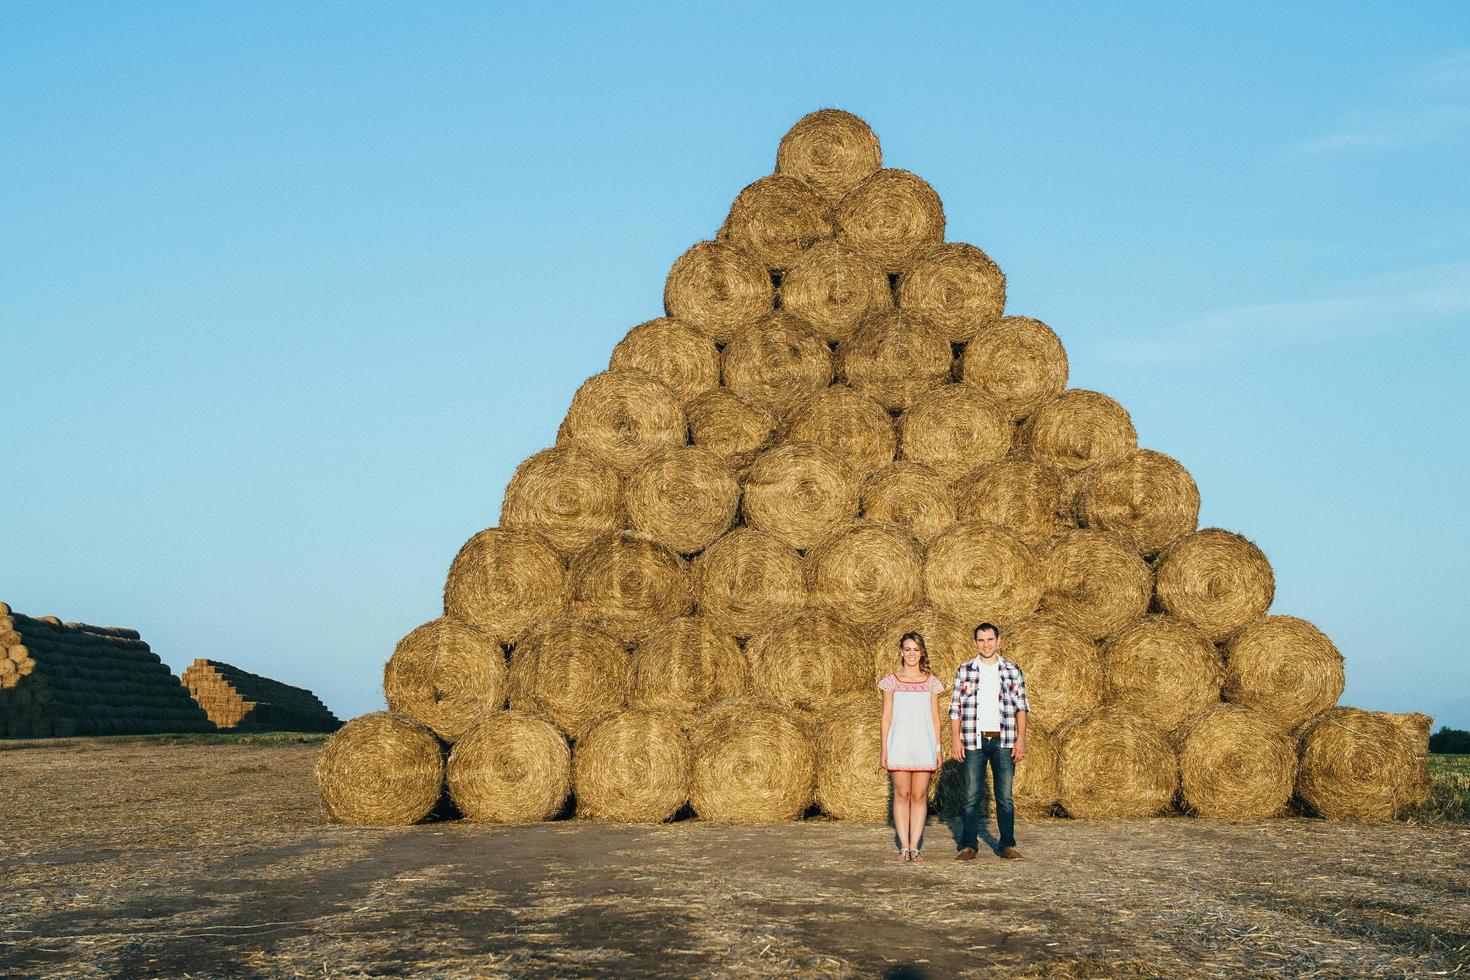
[891,771,913,856]
[908,772,932,858]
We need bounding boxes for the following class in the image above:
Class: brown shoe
[955,847,978,861]
[999,847,1023,860]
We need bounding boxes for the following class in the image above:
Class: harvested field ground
[1,738,1467,978]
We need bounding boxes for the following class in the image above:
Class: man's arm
[1011,664,1029,762]
[949,664,966,761]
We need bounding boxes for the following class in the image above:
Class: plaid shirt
[948,656,1029,750]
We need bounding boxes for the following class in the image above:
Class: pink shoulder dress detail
[878,672,945,772]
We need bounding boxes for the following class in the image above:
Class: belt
[980,731,1002,739]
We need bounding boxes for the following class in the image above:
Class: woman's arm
[880,690,893,770]
[931,690,942,761]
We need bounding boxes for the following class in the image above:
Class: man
[949,622,1029,860]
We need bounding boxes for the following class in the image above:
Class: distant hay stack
[315,713,445,827]
[383,618,506,743]
[814,694,887,821]
[1178,705,1295,819]
[507,619,631,739]
[1057,708,1178,819]
[895,242,1006,343]
[567,532,693,644]
[959,317,1069,421]
[629,616,750,719]
[923,521,1042,628]
[663,240,774,344]
[1018,390,1138,473]
[786,385,897,479]
[686,388,780,474]
[500,445,622,559]
[1014,724,1062,818]
[1223,615,1344,729]
[746,610,870,715]
[722,312,835,420]
[691,527,807,639]
[868,606,972,697]
[609,317,720,405]
[1155,529,1276,642]
[779,239,893,343]
[442,528,568,643]
[804,520,924,631]
[1382,711,1434,807]
[1104,615,1224,738]
[860,461,957,546]
[572,709,692,822]
[689,698,817,821]
[719,174,834,271]
[898,384,1012,475]
[837,310,952,411]
[1038,529,1153,641]
[776,108,882,203]
[741,442,860,551]
[1076,449,1201,556]
[557,369,687,474]
[624,447,740,554]
[952,459,1071,547]
[833,168,945,273]
[1003,617,1104,732]
[1297,707,1417,820]
[447,711,571,823]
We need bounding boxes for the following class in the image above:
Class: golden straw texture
[1075,448,1200,556]
[837,310,952,411]
[383,617,506,743]
[1057,708,1178,819]
[923,521,1042,627]
[447,710,570,823]
[896,242,1006,343]
[1014,724,1062,818]
[834,169,945,273]
[609,317,721,405]
[1381,711,1433,807]
[1178,704,1295,819]
[663,240,774,344]
[567,532,694,644]
[572,709,692,822]
[1155,529,1275,643]
[315,712,444,826]
[500,445,623,559]
[1018,390,1137,473]
[1296,707,1416,820]
[686,388,780,474]
[1104,615,1225,738]
[959,317,1069,421]
[786,385,897,480]
[1223,615,1344,729]
[557,369,687,474]
[775,109,882,203]
[746,610,871,715]
[629,615,750,718]
[442,528,568,643]
[1038,529,1153,640]
[689,698,817,821]
[1003,616,1104,732]
[814,694,889,820]
[722,311,834,420]
[506,619,631,740]
[804,520,924,631]
[860,461,957,546]
[624,446,739,555]
[741,442,860,551]
[898,384,1013,474]
[692,527,807,639]
[719,174,834,271]
[779,239,893,344]
[952,458,1071,547]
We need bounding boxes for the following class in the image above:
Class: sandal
[898,847,912,862]
[910,848,924,863]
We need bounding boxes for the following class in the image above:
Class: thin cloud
[1288,50,1470,158]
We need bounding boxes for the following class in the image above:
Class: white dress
[879,672,944,772]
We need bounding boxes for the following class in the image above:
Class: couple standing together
[878,622,1027,862]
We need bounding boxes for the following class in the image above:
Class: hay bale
[814,694,888,820]
[1057,707,1178,819]
[499,445,622,559]
[837,310,951,411]
[382,617,507,743]
[952,458,1071,547]
[1038,529,1153,641]
[315,712,444,826]
[859,461,957,546]
[1223,615,1344,729]
[719,174,834,271]
[447,710,570,823]
[775,108,882,203]
[898,384,1012,475]
[779,239,893,344]
[922,521,1042,628]
[804,520,924,631]
[686,388,780,474]
[1382,711,1433,807]
[609,317,721,404]
[557,369,687,475]
[746,610,870,714]
[625,447,739,555]
[507,619,630,739]
[1296,707,1416,820]
[833,169,945,273]
[1178,704,1295,819]
[1075,449,1200,556]
[629,616,750,718]
[741,442,859,551]
[1104,614,1224,737]
[722,311,834,420]
[1014,724,1062,818]
[958,316,1069,421]
[1155,529,1275,643]
[568,531,694,643]
[692,527,807,639]
[1003,616,1104,732]
[1017,390,1137,473]
[895,242,1006,343]
[663,240,774,344]
[689,698,816,821]
[442,528,568,643]
[786,385,897,479]
[572,709,692,822]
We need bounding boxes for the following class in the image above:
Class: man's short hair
[973,622,1000,639]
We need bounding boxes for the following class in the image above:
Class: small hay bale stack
[833,168,945,273]
[315,712,444,826]
[383,617,506,743]
[895,242,1006,344]
[572,709,692,822]
[567,531,694,644]
[181,660,339,732]
[786,385,897,480]
[447,710,571,823]
[775,108,882,203]
[721,312,834,421]
[814,694,888,821]
[719,174,834,271]
[499,445,623,560]
[837,310,952,412]
[959,317,1069,422]
[1104,615,1225,738]
[1038,529,1153,641]
[1381,710,1434,807]
[1018,390,1138,474]
[685,388,780,475]
[689,698,816,821]
[442,528,568,643]
[868,606,973,703]
[624,447,739,555]
[507,619,631,739]
[629,616,750,720]
[1014,724,1062,818]
[608,317,720,405]
[952,458,1071,547]
[741,442,859,551]
[1057,708,1178,819]
[1075,448,1200,556]
[1155,529,1276,643]
[1003,617,1104,732]
[663,240,774,344]
[898,384,1013,476]
[923,521,1042,628]
[779,240,893,344]
[1296,707,1417,820]
[1223,615,1345,729]
[691,527,807,640]
[746,610,870,715]
[557,369,687,475]
[1178,704,1296,819]
[860,461,957,546]
[804,520,924,632]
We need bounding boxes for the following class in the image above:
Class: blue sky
[3,2,1467,728]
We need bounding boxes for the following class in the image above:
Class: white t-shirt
[974,660,1002,731]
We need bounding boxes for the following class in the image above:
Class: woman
[879,631,944,862]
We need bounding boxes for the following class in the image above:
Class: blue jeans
[960,737,1015,851]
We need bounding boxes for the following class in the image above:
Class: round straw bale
[719,175,834,271]
[742,442,859,551]
[315,712,444,826]
[1155,529,1275,643]
[722,312,834,420]
[837,310,951,411]
[1057,707,1178,819]
[625,447,739,555]
[500,445,622,559]
[746,610,870,714]
[663,240,774,344]
[1104,614,1224,737]
[689,698,817,821]
[1223,615,1344,729]
[1018,389,1137,475]
[775,108,882,203]
[1003,616,1104,732]
[1381,711,1433,807]
[952,458,1071,547]
[1038,529,1153,641]
[568,532,693,644]
[814,693,888,820]
[896,242,1005,343]
[447,710,570,823]
[629,615,750,718]
[443,528,568,643]
[383,617,506,743]
[686,388,780,474]
[923,521,1042,628]
[786,385,897,480]
[609,317,720,404]
[692,527,807,639]
[899,384,1012,474]
[1178,704,1295,819]
[1296,707,1416,820]
[1014,724,1062,818]
[804,520,924,631]
[558,369,687,475]
[860,461,956,546]
[1076,449,1200,556]
[959,317,1068,421]
[779,239,893,344]
[572,709,692,822]
[507,619,630,739]
[834,169,945,273]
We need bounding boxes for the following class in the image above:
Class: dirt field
[1,738,1467,978]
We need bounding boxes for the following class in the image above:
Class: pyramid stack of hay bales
[182,660,340,733]
[317,110,1427,826]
